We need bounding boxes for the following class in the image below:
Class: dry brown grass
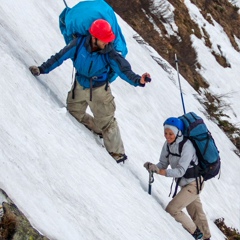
[106,0,240,90]
[0,210,17,240]
[215,218,240,240]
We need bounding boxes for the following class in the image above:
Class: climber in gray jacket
[144,117,211,240]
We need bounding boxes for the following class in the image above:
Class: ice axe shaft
[148,171,154,195]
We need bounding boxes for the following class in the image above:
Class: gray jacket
[156,135,198,187]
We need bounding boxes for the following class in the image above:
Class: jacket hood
[168,134,184,147]
[85,35,114,54]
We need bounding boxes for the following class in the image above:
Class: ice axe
[148,171,154,195]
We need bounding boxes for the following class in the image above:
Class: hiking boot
[110,153,128,163]
[192,228,203,239]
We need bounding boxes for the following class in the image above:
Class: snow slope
[0,0,239,239]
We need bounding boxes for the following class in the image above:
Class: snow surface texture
[0,0,240,239]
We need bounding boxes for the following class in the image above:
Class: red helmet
[89,19,115,43]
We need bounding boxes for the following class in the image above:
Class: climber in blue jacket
[59,0,128,57]
[29,19,151,163]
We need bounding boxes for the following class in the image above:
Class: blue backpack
[178,112,221,181]
[58,0,128,57]
[58,0,128,83]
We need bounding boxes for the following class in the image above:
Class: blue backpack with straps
[59,0,128,57]
[58,0,128,84]
[178,112,221,181]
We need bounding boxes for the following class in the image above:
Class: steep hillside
[1,0,240,239]
[105,0,240,152]
[106,0,240,88]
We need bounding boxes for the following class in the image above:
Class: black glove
[29,66,40,76]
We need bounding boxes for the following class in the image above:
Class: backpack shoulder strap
[166,137,188,158]
[74,36,85,62]
[178,136,188,155]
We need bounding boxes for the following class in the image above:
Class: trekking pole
[175,54,186,114]
[148,171,154,195]
[63,0,68,7]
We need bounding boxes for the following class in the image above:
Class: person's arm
[144,142,169,175]
[108,49,151,87]
[156,142,169,176]
[39,38,79,74]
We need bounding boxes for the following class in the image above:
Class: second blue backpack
[179,112,221,181]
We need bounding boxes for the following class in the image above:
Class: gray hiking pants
[165,180,211,239]
[66,80,125,155]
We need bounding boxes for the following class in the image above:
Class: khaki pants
[165,181,211,239]
[66,80,125,154]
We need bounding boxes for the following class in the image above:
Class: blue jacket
[39,35,144,89]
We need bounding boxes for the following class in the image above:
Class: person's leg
[186,184,211,239]
[165,181,199,234]
[88,84,125,157]
[66,80,102,134]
